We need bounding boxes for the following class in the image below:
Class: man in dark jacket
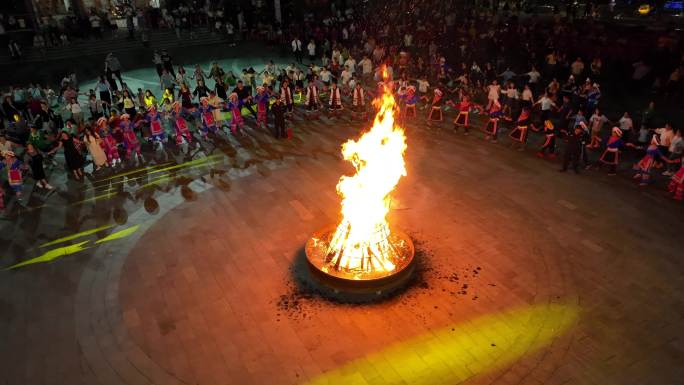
[560,125,584,173]
[232,81,257,118]
[271,97,287,139]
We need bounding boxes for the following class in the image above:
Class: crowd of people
[0,0,683,212]
[20,0,270,54]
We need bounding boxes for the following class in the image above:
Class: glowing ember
[324,83,408,277]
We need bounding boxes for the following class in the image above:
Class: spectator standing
[153,50,163,78]
[618,112,633,141]
[50,132,84,180]
[105,53,124,88]
[160,69,175,93]
[292,37,303,64]
[161,50,175,77]
[571,57,585,78]
[65,98,84,125]
[26,143,53,190]
[307,40,316,63]
[90,12,103,39]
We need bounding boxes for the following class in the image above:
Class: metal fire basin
[304,225,416,295]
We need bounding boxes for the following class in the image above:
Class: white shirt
[67,102,82,114]
[527,70,541,83]
[319,70,331,82]
[505,88,519,99]
[539,96,555,111]
[331,49,342,64]
[618,117,633,132]
[417,79,429,93]
[0,141,12,155]
[404,34,413,47]
[571,61,584,75]
[307,42,316,56]
[344,58,356,73]
[655,128,675,147]
[487,85,500,100]
[589,114,608,131]
[521,89,533,101]
[359,58,372,74]
[291,39,302,52]
[669,136,683,154]
[340,70,352,85]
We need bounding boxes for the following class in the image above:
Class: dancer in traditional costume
[172,102,193,145]
[145,105,166,144]
[124,121,144,163]
[227,92,245,135]
[280,79,294,114]
[484,98,503,142]
[198,97,217,136]
[95,116,109,137]
[454,95,473,134]
[536,120,557,159]
[510,107,532,150]
[351,82,367,121]
[1,152,23,198]
[667,162,684,201]
[598,127,629,175]
[254,86,271,129]
[305,81,320,112]
[119,113,133,133]
[404,86,418,118]
[428,88,444,122]
[328,82,343,115]
[633,136,666,186]
[101,123,121,166]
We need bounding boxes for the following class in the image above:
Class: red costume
[668,164,684,200]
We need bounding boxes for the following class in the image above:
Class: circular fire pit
[305,225,416,295]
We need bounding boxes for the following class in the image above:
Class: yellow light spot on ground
[39,224,116,248]
[147,155,221,175]
[94,224,140,244]
[137,175,172,190]
[303,303,579,385]
[6,241,90,270]
[95,161,175,182]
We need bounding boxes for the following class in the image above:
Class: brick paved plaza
[1,60,683,385]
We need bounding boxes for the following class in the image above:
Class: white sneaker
[44,183,54,190]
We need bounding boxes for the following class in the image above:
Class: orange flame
[325,87,407,276]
